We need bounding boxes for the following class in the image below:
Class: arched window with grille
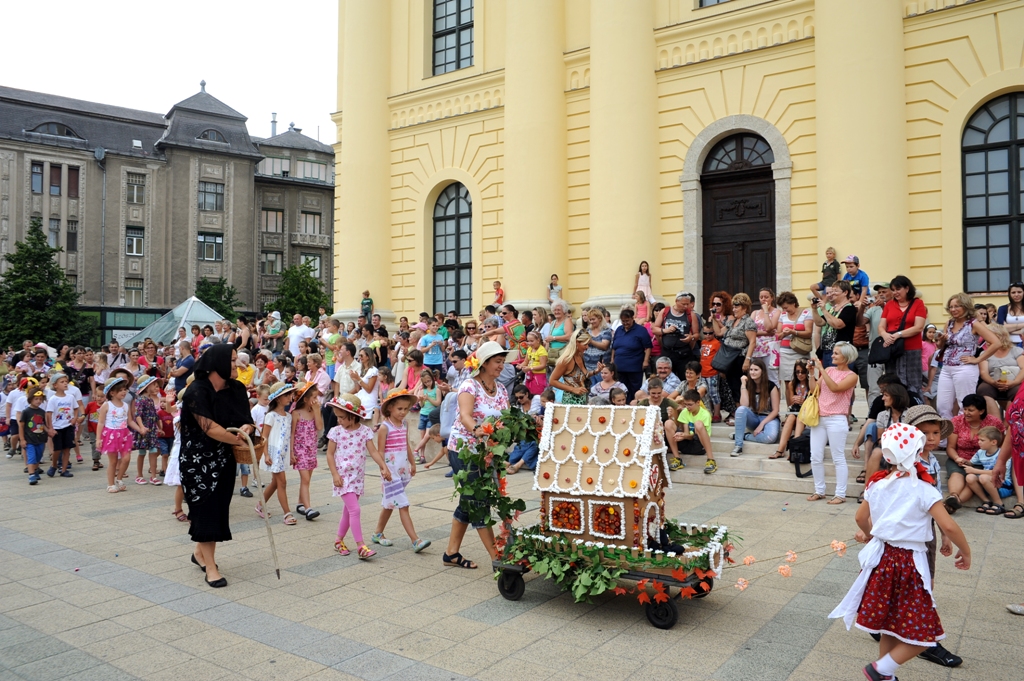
[703,134,774,174]
[433,183,472,315]
[962,93,1024,293]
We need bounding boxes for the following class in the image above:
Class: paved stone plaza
[1,439,1022,681]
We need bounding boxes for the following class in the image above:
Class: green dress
[558,360,589,405]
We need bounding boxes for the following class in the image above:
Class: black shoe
[296,504,307,516]
[918,643,962,667]
[191,554,206,573]
[870,632,881,642]
[239,487,253,498]
[304,508,320,521]
[205,576,227,588]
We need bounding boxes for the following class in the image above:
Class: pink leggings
[337,493,363,544]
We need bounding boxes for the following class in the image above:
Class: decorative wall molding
[389,72,505,129]
[290,232,331,248]
[905,0,988,18]
[0,151,13,274]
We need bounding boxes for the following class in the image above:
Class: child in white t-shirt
[964,426,1012,514]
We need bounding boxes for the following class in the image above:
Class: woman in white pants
[935,293,999,419]
[808,342,859,504]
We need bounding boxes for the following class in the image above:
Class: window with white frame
[296,160,327,182]
[260,251,283,275]
[126,227,144,256]
[197,232,223,261]
[301,253,322,279]
[127,173,145,204]
[258,157,291,177]
[48,219,60,248]
[261,209,283,233]
[125,278,143,307]
[301,212,321,235]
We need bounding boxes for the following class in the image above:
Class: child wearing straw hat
[291,381,323,521]
[326,394,386,559]
[370,389,431,552]
[133,375,162,485]
[257,382,298,525]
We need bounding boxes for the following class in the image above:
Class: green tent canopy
[123,297,223,347]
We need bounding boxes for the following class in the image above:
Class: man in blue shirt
[611,308,652,403]
[418,319,446,374]
[842,254,870,302]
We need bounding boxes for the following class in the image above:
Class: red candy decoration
[586,477,593,484]
[624,449,631,457]
[599,416,606,424]
[553,418,559,424]
[543,472,550,479]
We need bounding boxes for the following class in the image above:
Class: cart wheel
[497,570,525,601]
[645,597,678,629]
[692,576,715,599]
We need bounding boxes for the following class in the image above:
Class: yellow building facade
[333,0,1024,322]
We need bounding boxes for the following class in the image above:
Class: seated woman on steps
[730,358,781,456]
[770,358,816,459]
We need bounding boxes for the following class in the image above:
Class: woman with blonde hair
[549,329,592,405]
[712,292,757,423]
[934,292,1000,419]
[977,323,1024,404]
[807,341,859,504]
[544,299,575,367]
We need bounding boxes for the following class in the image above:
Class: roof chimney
[271,113,277,137]
[294,127,302,135]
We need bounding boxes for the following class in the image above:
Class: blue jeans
[733,406,780,447]
[509,440,538,470]
[326,364,336,380]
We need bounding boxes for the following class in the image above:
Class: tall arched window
[962,93,1024,293]
[433,183,472,315]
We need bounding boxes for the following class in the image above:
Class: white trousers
[810,415,850,498]
[936,364,979,419]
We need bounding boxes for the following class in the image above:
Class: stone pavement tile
[250,621,332,648]
[422,644,505,677]
[652,630,748,671]
[0,634,73,667]
[625,664,705,681]
[378,631,457,662]
[61,664,139,681]
[301,668,363,681]
[714,637,813,681]
[511,638,596,669]
[138,615,210,642]
[204,639,280,668]
[134,582,200,605]
[76,630,155,663]
[11,649,102,681]
[167,629,247,657]
[107,643,190,677]
[143,659,231,681]
[84,594,152,619]
[162,592,228,616]
[475,657,555,681]
[0,583,51,613]
[383,662,470,681]
[376,604,448,630]
[6,600,104,635]
[240,653,327,681]
[415,592,489,617]
[190,602,254,627]
[304,612,372,637]
[54,620,133,649]
[288,636,370,667]
[428,614,494,643]
[790,649,880,678]
[110,604,185,631]
[334,648,414,681]
[343,618,413,648]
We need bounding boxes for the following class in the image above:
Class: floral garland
[501,521,732,603]
[452,407,537,545]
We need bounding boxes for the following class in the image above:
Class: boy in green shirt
[672,389,716,474]
[324,317,342,380]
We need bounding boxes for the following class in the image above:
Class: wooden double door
[701,168,776,302]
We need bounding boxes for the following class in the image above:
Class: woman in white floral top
[443,341,509,570]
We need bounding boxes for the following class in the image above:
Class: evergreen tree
[271,262,331,319]
[194,277,243,320]
[0,217,97,348]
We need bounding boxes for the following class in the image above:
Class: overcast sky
[1,0,338,143]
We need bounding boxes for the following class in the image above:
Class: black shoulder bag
[868,303,912,366]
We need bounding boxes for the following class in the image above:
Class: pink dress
[329,424,373,496]
[381,420,411,509]
[292,417,318,470]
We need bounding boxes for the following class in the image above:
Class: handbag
[867,302,913,366]
[787,430,813,478]
[797,383,820,427]
[790,334,812,355]
[711,344,744,374]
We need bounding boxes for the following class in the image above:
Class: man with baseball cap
[652,291,700,381]
[842,254,870,303]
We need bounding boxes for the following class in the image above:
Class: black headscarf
[194,343,234,381]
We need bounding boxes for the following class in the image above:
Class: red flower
[481,422,494,435]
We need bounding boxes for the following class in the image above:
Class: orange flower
[777,565,791,578]
[734,578,749,591]
[785,550,798,563]
[743,556,756,566]
[481,422,494,435]
[830,540,847,557]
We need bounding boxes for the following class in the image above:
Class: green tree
[195,277,243,320]
[0,217,97,348]
[271,262,331,319]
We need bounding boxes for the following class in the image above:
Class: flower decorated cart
[491,404,731,629]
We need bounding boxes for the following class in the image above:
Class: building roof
[0,85,167,158]
[165,82,246,121]
[124,297,224,347]
[156,82,262,159]
[534,404,671,499]
[257,126,334,155]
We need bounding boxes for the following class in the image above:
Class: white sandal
[107,485,120,493]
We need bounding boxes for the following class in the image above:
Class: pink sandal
[283,513,297,525]
[357,545,376,560]
[255,503,270,519]
[335,539,350,556]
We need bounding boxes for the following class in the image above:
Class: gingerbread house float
[534,403,670,549]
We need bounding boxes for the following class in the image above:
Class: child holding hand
[830,422,970,681]
[326,394,385,559]
[291,383,323,521]
[370,390,430,552]
[96,378,143,493]
[258,383,297,525]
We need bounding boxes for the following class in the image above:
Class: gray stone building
[0,83,334,342]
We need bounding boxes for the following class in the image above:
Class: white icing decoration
[587,499,627,540]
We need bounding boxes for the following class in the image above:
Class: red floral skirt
[855,544,944,645]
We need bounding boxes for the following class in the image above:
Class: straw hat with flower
[328,393,367,421]
[466,341,508,377]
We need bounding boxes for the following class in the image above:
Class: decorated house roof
[533,404,670,499]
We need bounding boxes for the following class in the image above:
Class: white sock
[875,653,899,677]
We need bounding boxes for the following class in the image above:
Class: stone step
[670,466,865,496]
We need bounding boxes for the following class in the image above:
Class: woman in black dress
[179,343,255,588]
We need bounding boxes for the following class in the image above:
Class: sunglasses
[711,303,722,308]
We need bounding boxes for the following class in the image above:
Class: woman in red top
[944,393,1004,512]
[876,275,928,395]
